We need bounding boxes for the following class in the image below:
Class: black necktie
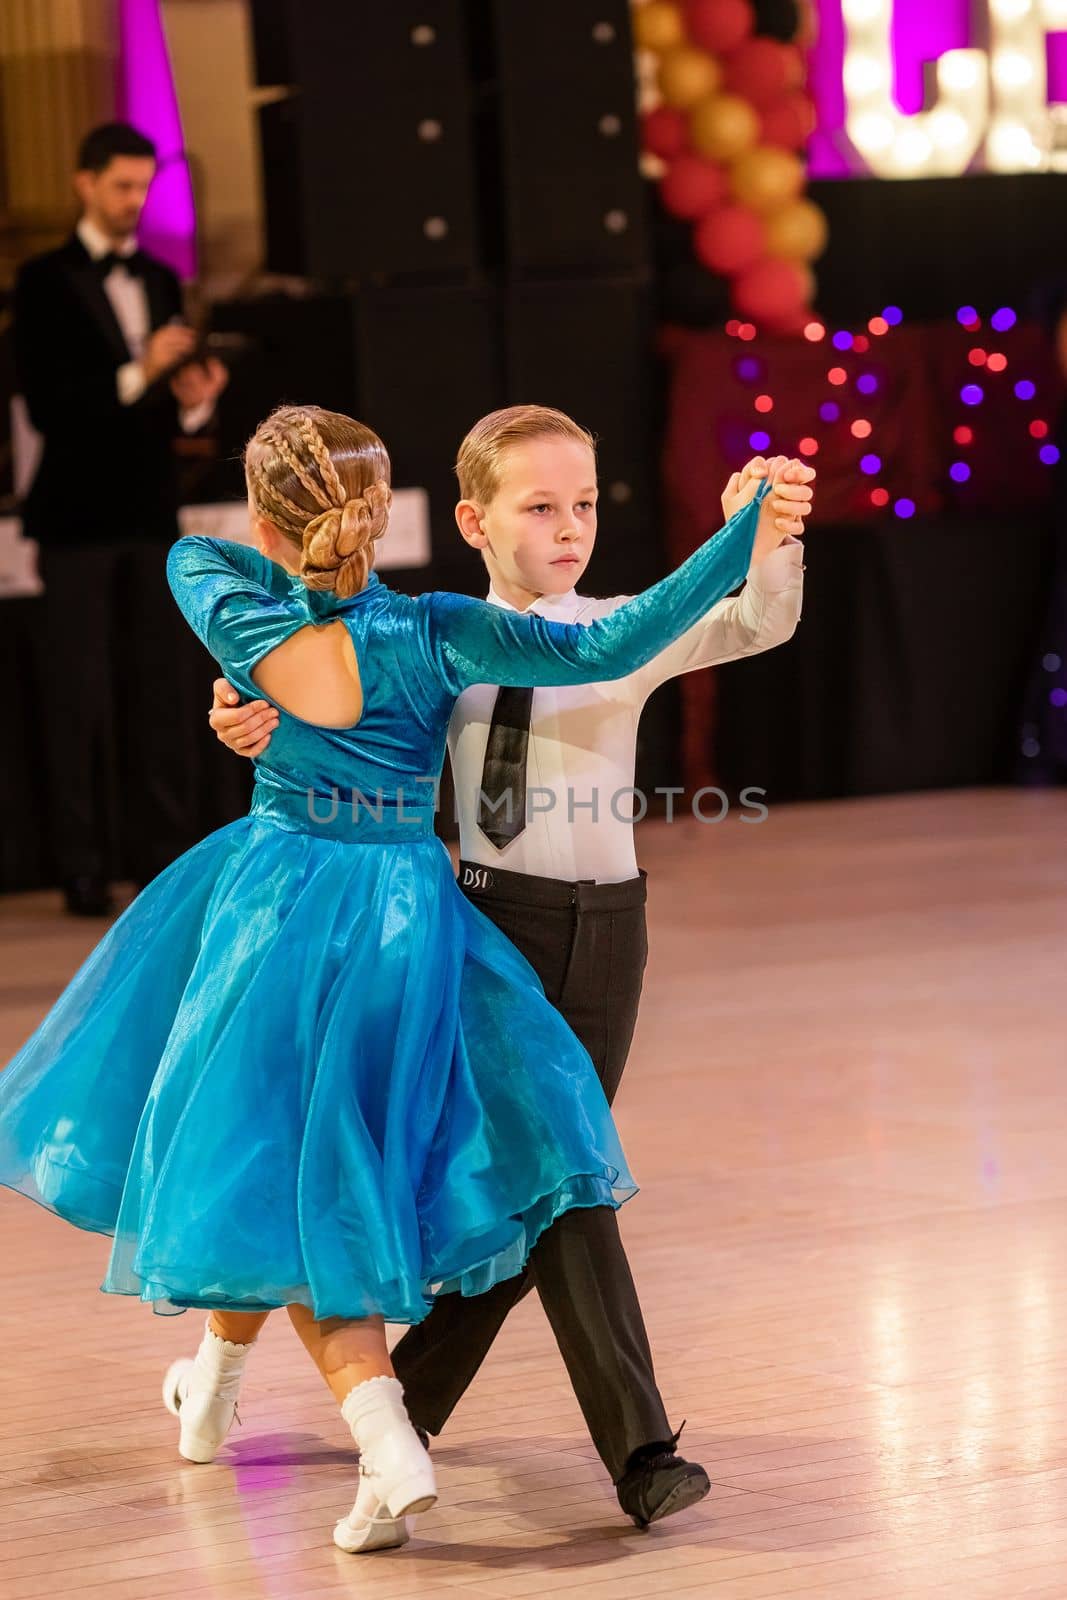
[478,685,534,850]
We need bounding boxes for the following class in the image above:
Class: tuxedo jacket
[14,234,184,545]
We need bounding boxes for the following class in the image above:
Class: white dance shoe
[333,1475,411,1553]
[162,1320,253,1463]
[335,1375,436,1549]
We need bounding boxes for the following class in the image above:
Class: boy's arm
[632,538,804,695]
[210,679,280,758]
[632,457,810,696]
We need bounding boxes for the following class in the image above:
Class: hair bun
[300,480,392,597]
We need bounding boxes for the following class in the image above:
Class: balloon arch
[633,0,826,331]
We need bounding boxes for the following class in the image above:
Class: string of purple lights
[725,304,1060,516]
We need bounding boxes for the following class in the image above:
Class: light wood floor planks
[1,786,1065,1598]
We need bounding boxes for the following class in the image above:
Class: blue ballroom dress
[0,485,765,1322]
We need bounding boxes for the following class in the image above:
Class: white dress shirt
[76,218,213,434]
[446,538,804,884]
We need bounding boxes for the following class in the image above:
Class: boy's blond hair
[455,405,596,506]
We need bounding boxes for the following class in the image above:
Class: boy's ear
[455,499,487,548]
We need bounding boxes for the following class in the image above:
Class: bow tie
[95,249,144,278]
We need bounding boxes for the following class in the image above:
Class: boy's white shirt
[446,538,804,884]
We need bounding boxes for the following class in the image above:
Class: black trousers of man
[391,862,672,1482]
[37,539,194,887]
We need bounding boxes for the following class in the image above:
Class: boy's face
[457,437,598,607]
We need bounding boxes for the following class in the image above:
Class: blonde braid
[298,414,346,507]
[246,458,308,534]
[262,423,334,510]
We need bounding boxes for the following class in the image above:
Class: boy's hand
[751,457,815,566]
[208,677,279,759]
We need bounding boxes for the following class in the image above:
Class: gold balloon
[764,198,829,263]
[730,147,805,212]
[632,1,686,54]
[689,94,759,162]
[657,46,722,110]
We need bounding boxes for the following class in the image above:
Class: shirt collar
[486,581,582,620]
[77,217,138,262]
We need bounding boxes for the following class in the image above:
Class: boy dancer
[209,408,811,1529]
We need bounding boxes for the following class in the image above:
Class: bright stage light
[987,118,1042,168]
[992,52,1035,90]
[843,53,887,98]
[991,0,1032,19]
[840,0,1062,176]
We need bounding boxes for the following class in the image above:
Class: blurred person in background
[14,121,227,915]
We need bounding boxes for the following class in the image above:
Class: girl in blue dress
[0,405,777,1551]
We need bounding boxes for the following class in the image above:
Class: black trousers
[37,540,194,885]
[392,861,672,1481]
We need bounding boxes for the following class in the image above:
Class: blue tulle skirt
[0,818,635,1321]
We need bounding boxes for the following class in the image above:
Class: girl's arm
[424,479,771,696]
[167,537,308,698]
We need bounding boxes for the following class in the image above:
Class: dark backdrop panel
[713,515,1052,802]
[352,283,503,593]
[254,1,480,280]
[803,175,1067,325]
[490,0,647,274]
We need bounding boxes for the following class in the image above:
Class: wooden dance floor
[1,787,1065,1599]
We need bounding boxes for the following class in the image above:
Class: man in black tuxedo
[14,122,227,915]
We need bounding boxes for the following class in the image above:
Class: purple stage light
[1015,380,1037,401]
[1040,444,1061,466]
[960,384,983,406]
[832,331,854,351]
[750,430,771,451]
[957,305,979,327]
[737,357,762,382]
[859,454,881,475]
[819,401,840,423]
[856,373,878,395]
[894,498,916,519]
[990,307,1016,333]
[1051,689,1067,709]
[118,0,196,279]
[882,306,903,326]
[949,462,971,483]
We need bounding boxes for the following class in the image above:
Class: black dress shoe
[615,1435,711,1529]
[63,876,116,917]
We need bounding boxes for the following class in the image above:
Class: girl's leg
[163,1308,268,1463]
[209,1308,270,1345]
[286,1305,435,1546]
[286,1304,392,1401]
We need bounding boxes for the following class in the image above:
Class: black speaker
[505,277,660,594]
[253,1,481,281]
[352,284,503,589]
[185,293,358,503]
[490,0,648,275]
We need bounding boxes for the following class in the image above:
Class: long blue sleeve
[423,480,768,696]
[167,536,308,698]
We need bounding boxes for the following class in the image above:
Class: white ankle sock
[191,1322,253,1402]
[340,1374,408,1451]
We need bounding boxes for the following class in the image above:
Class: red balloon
[724,39,804,111]
[660,152,729,220]
[760,93,816,151]
[642,104,690,160]
[733,258,812,327]
[694,204,765,276]
[685,0,754,55]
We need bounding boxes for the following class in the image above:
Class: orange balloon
[730,147,805,213]
[632,1,686,53]
[689,94,759,162]
[764,199,828,263]
[658,46,722,110]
